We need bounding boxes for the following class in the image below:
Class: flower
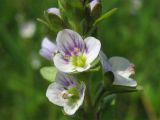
[46,73,86,115]
[99,51,137,87]
[130,0,142,15]
[39,37,58,60]
[40,29,101,73]
[54,29,101,73]
[19,21,36,39]
[47,8,61,18]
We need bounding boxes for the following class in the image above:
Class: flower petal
[113,74,137,87]
[40,37,58,60]
[84,37,101,64]
[48,8,61,18]
[63,83,86,115]
[109,57,137,87]
[99,51,112,72]
[46,82,67,106]
[54,53,75,73]
[56,29,84,56]
[56,72,77,87]
[39,49,52,60]
[109,57,136,79]
[108,56,131,72]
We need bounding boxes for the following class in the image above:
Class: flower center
[71,54,86,67]
[65,86,80,105]
[71,48,80,56]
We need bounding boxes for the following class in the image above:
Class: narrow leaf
[93,8,118,26]
[37,18,49,27]
[110,85,143,93]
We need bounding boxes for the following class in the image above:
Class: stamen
[117,64,135,78]
[62,92,72,99]
[64,55,70,60]
[129,64,135,75]
[71,54,86,67]
[71,47,80,55]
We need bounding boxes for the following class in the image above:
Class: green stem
[82,73,98,120]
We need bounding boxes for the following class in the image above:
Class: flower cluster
[40,29,137,115]
[40,29,101,115]
[39,0,139,117]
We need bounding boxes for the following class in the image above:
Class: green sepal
[109,85,143,93]
[93,8,118,26]
[91,57,100,68]
[44,11,64,32]
[103,72,142,93]
[87,66,101,72]
[103,71,114,88]
[40,66,57,82]
[90,2,102,19]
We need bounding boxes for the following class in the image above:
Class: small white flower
[109,57,137,87]
[19,21,36,39]
[99,51,137,87]
[47,8,61,18]
[54,29,101,73]
[31,52,41,69]
[46,73,86,115]
[130,0,142,15]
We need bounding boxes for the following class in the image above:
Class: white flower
[109,57,137,87]
[130,0,142,15]
[39,29,101,73]
[19,21,36,39]
[54,29,101,73]
[39,37,58,60]
[46,73,86,115]
[99,51,137,87]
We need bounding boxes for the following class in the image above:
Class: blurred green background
[0,0,160,120]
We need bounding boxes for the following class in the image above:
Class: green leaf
[40,66,57,82]
[110,85,143,93]
[93,8,118,26]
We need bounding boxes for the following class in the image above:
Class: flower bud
[89,0,101,18]
[47,8,61,18]
[90,0,99,12]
